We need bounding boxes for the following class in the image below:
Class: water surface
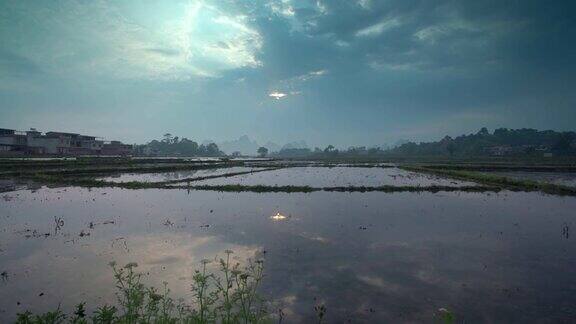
[192,167,477,187]
[96,166,259,183]
[1,187,575,322]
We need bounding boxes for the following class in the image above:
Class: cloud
[0,0,263,81]
[267,69,327,97]
[355,17,401,37]
[293,69,328,82]
[267,1,296,18]
[0,50,42,77]
[145,48,181,57]
[357,0,371,10]
[269,91,287,99]
[1,0,575,146]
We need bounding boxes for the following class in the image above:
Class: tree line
[271,128,576,158]
[389,128,576,157]
[133,133,223,157]
[134,128,576,158]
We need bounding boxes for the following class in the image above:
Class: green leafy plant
[435,308,455,324]
[16,253,269,324]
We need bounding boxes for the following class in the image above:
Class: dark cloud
[0,50,42,77]
[0,0,574,145]
[145,48,181,57]
[238,0,576,142]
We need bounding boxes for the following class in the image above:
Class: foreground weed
[435,308,455,324]
[313,304,326,324]
[13,255,457,323]
[16,254,269,324]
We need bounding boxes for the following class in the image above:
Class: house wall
[102,143,133,156]
[27,137,62,154]
[0,137,14,146]
[0,129,15,136]
[80,139,103,152]
[0,135,26,146]
[0,130,128,156]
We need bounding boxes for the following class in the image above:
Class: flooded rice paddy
[96,166,260,183]
[189,167,477,187]
[1,166,576,322]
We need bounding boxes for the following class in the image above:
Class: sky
[1,0,575,148]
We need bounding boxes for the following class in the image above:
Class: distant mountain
[217,135,259,155]
[213,136,311,155]
[393,139,410,148]
[263,141,281,153]
[281,140,309,150]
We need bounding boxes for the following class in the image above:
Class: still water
[96,166,260,183]
[1,186,575,322]
[190,167,477,187]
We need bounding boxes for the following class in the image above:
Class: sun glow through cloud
[269,92,287,100]
[1,0,574,146]
[135,0,264,79]
[0,0,263,81]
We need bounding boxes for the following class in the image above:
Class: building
[42,132,73,154]
[0,128,131,156]
[102,141,133,156]
[44,132,106,155]
[26,129,60,154]
[0,128,28,155]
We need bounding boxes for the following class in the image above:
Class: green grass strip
[176,184,500,194]
[400,166,576,196]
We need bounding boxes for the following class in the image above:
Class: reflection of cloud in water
[299,231,331,243]
[357,275,403,292]
[0,231,260,318]
[88,232,261,296]
[3,187,576,322]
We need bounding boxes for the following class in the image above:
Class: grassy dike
[400,165,576,196]
[180,184,501,194]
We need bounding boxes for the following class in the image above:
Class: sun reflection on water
[270,212,287,220]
